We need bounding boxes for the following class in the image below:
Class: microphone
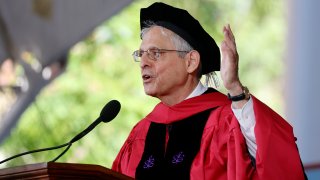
[0,100,121,164]
[69,100,121,143]
[50,100,121,162]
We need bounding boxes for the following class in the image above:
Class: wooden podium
[0,162,134,179]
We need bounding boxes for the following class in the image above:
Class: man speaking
[112,2,306,180]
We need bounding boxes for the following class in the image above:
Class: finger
[227,24,236,43]
[221,40,237,62]
[222,25,228,33]
[221,39,231,53]
[221,38,239,60]
[223,33,237,54]
[222,25,237,53]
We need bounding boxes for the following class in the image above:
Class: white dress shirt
[186,82,257,158]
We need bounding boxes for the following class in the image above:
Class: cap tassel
[205,72,220,88]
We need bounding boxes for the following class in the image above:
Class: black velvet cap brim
[140,2,220,74]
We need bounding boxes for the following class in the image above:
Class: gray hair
[141,21,193,57]
[141,21,202,79]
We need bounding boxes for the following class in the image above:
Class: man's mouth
[142,74,152,82]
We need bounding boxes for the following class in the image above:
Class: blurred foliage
[0,0,285,169]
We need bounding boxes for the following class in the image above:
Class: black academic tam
[140,2,221,74]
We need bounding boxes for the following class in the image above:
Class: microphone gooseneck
[69,100,121,144]
[0,100,121,165]
[51,100,121,162]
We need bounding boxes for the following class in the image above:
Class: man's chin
[144,89,157,97]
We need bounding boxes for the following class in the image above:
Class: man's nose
[140,52,151,68]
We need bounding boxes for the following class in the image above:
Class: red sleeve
[111,120,150,178]
[190,105,255,180]
[190,97,305,180]
[252,96,305,180]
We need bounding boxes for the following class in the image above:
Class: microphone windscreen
[99,100,121,122]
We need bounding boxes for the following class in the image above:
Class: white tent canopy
[0,0,132,143]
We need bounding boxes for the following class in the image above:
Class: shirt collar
[186,81,208,100]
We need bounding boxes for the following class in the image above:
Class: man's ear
[186,50,200,74]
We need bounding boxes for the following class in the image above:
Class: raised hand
[220,24,243,96]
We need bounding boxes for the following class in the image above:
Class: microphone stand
[50,142,72,162]
[0,142,69,164]
[50,118,101,162]
[0,100,121,165]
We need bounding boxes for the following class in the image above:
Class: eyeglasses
[132,48,189,62]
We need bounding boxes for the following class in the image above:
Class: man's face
[139,26,189,100]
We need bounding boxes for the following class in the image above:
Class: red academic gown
[112,91,305,180]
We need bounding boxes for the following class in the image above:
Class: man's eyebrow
[140,46,159,51]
